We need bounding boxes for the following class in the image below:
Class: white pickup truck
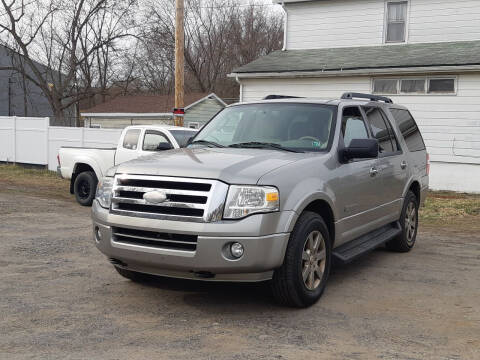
[58,125,198,206]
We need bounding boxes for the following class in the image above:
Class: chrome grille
[112,227,197,251]
[111,175,229,222]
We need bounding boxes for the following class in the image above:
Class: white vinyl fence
[0,116,122,171]
[1,116,479,193]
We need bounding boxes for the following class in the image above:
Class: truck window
[379,110,401,152]
[192,103,336,152]
[123,129,141,150]
[170,130,197,147]
[363,107,395,154]
[389,109,426,152]
[143,131,171,151]
[341,107,369,147]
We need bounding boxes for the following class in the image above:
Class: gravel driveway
[1,190,479,360]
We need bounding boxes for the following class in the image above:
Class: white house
[231,0,480,193]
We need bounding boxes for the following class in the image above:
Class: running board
[332,222,401,264]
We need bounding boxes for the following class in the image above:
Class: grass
[1,163,479,229]
[0,163,72,201]
[419,191,480,229]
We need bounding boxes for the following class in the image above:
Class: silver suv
[92,93,429,307]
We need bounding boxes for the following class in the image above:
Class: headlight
[95,177,114,209]
[223,185,279,219]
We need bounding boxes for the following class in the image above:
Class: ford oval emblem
[143,190,168,204]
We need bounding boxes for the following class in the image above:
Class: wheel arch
[406,180,421,203]
[289,194,337,246]
[70,161,100,194]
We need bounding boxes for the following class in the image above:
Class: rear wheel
[386,190,419,252]
[271,211,332,308]
[74,171,97,206]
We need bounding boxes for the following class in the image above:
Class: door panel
[334,157,385,245]
[335,106,386,245]
[362,106,407,222]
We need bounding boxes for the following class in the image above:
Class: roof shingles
[81,93,207,114]
[232,41,480,74]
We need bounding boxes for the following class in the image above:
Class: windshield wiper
[228,142,303,153]
[190,139,225,148]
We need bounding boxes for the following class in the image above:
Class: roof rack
[263,95,303,100]
[341,92,393,104]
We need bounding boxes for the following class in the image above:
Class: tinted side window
[143,131,171,151]
[380,111,400,152]
[363,107,394,154]
[390,108,426,152]
[170,130,197,147]
[341,107,369,147]
[122,129,141,150]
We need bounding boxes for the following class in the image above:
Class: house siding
[286,0,480,50]
[184,98,224,128]
[241,73,480,192]
[0,46,53,118]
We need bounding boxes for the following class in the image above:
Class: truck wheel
[271,211,332,308]
[114,266,144,282]
[386,190,419,252]
[74,171,97,206]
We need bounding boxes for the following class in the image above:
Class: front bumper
[92,200,296,282]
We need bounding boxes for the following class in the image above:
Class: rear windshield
[170,130,197,148]
[191,103,336,152]
[389,109,426,152]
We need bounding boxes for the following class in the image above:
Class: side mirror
[340,138,379,162]
[155,142,173,151]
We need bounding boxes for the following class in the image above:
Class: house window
[400,79,425,93]
[428,78,455,93]
[188,122,200,129]
[386,1,408,43]
[373,77,456,95]
[373,79,397,94]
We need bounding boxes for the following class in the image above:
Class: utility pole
[174,0,185,127]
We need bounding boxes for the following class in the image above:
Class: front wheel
[73,171,97,206]
[271,211,332,308]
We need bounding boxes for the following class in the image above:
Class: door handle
[370,167,378,177]
[400,161,407,170]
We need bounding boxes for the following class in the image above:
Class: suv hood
[115,147,305,184]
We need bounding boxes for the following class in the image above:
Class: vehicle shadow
[133,247,391,311]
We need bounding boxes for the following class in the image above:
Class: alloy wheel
[302,230,326,291]
[405,201,417,244]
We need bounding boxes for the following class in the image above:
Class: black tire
[271,211,332,308]
[386,190,419,252]
[114,266,144,281]
[73,171,97,206]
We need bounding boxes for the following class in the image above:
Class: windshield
[190,103,336,152]
[170,129,198,147]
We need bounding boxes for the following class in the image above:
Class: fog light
[95,226,102,242]
[230,242,244,258]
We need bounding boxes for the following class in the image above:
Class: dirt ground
[1,170,479,359]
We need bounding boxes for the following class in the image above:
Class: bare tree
[0,0,136,125]
[137,0,283,99]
